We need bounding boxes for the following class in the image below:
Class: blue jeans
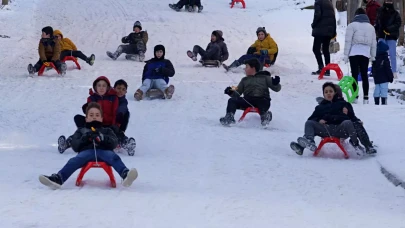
[238,54,268,64]
[138,79,168,94]
[374,82,389,98]
[58,149,128,183]
[378,38,397,73]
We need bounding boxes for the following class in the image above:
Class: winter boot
[139,51,145,62]
[27,64,36,75]
[219,113,236,126]
[374,97,380,105]
[86,54,95,66]
[381,97,387,105]
[121,168,138,187]
[349,139,365,155]
[39,173,63,189]
[125,137,136,156]
[59,62,67,75]
[297,136,317,152]
[58,135,72,153]
[187,5,194,12]
[290,141,305,155]
[363,96,369,104]
[260,111,272,127]
[187,50,197,61]
[198,5,203,12]
[311,65,324,75]
[125,54,139,61]
[324,70,330,76]
[134,89,143,101]
[223,60,241,72]
[165,85,175,99]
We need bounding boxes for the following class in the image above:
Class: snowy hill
[0,0,404,227]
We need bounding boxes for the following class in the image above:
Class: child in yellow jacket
[54,30,95,66]
[223,27,278,71]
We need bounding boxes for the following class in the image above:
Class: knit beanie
[256,27,266,35]
[133,21,142,30]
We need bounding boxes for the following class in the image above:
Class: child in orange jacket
[54,30,95,66]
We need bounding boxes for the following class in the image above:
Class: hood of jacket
[54,29,63,38]
[352,14,370,23]
[377,40,389,55]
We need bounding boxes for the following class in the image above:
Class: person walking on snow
[53,30,95,66]
[372,40,394,105]
[375,0,401,79]
[187,30,229,63]
[40,102,138,189]
[311,0,337,76]
[107,21,148,61]
[134,45,175,101]
[220,58,281,127]
[343,8,376,104]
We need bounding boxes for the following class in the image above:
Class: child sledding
[134,45,176,101]
[58,77,136,156]
[220,58,281,127]
[40,102,138,189]
[223,27,278,71]
[169,0,203,12]
[28,26,67,76]
[107,21,148,62]
[54,30,95,66]
[291,82,377,157]
[187,30,229,67]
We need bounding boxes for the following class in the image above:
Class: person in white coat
[344,8,377,104]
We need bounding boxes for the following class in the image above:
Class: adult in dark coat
[311,0,337,76]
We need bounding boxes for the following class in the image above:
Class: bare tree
[397,0,404,45]
[347,0,362,24]
[2,0,9,5]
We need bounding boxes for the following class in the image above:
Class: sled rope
[225,73,255,108]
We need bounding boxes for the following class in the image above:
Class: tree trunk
[2,0,9,5]
[347,0,362,24]
[398,0,405,46]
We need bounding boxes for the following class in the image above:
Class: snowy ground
[1,0,405,227]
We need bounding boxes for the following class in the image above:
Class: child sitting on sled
[40,102,138,189]
[220,58,281,127]
[169,0,203,12]
[187,30,229,63]
[291,82,376,156]
[223,27,278,71]
[107,21,148,61]
[53,30,95,66]
[58,77,135,155]
[134,44,175,100]
[28,26,67,75]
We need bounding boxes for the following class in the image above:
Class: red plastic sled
[76,162,116,187]
[318,63,343,80]
[62,56,81,70]
[239,107,260,122]
[38,62,60,76]
[314,137,349,159]
[230,0,246,8]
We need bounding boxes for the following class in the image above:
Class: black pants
[353,121,372,148]
[116,42,146,56]
[118,112,130,132]
[60,50,88,61]
[349,55,369,98]
[189,0,202,6]
[226,96,270,115]
[33,58,62,72]
[176,0,189,7]
[312,36,331,68]
[193,45,220,61]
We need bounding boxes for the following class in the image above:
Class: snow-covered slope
[0,0,404,227]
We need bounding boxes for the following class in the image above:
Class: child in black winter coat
[39,102,138,189]
[372,40,394,105]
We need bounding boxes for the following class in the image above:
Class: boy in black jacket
[107,21,148,61]
[372,40,394,105]
[39,102,138,189]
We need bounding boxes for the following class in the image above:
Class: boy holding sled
[53,30,95,66]
[220,58,281,127]
[40,102,138,189]
[107,21,148,61]
[134,44,176,100]
[28,26,67,75]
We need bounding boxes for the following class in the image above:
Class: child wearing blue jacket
[372,40,394,105]
[134,45,175,100]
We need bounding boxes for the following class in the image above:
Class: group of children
[27,26,95,76]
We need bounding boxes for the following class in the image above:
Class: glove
[43,62,50,67]
[154,67,162,74]
[260,49,268,55]
[247,47,256,55]
[383,30,390,35]
[224,86,233,95]
[89,131,104,143]
[272,76,280,85]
